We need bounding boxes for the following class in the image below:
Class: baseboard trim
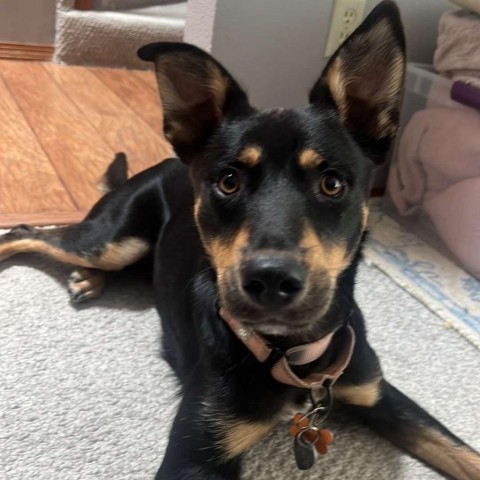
[0,42,54,61]
[0,211,87,229]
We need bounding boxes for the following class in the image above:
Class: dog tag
[294,435,316,470]
[290,382,335,470]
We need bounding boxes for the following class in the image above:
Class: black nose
[241,255,306,309]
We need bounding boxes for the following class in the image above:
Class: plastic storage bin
[384,63,480,278]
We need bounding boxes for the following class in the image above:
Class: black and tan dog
[1,2,479,479]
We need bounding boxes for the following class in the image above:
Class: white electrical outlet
[324,0,367,58]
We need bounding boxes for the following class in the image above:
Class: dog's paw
[68,268,105,304]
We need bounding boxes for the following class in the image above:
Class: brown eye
[217,169,241,195]
[319,172,345,197]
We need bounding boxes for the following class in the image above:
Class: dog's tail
[97,152,128,193]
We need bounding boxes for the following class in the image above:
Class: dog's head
[139,1,405,336]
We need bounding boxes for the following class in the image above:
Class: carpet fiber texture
[1,254,479,479]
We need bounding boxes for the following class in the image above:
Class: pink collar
[219,308,355,389]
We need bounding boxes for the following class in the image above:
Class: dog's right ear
[138,42,252,160]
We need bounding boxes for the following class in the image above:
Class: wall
[186,0,454,109]
[210,0,334,109]
[184,0,218,51]
[367,0,452,64]
[0,0,56,44]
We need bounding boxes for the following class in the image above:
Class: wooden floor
[0,60,172,228]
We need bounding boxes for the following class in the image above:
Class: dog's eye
[319,172,345,198]
[217,169,241,195]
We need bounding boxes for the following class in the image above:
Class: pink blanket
[434,9,480,87]
[387,107,480,278]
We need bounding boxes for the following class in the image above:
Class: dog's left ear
[310,0,406,163]
[138,42,252,160]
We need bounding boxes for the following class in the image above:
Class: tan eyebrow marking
[298,149,324,169]
[238,146,262,167]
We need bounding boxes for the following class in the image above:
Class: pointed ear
[310,0,406,164]
[138,42,252,159]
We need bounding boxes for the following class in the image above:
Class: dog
[1,2,479,478]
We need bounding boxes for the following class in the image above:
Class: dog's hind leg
[335,341,480,479]
[0,221,150,303]
[0,224,150,268]
[0,155,185,302]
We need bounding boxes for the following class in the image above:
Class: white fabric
[386,106,480,278]
[434,9,480,87]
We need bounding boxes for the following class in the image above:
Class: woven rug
[364,201,480,349]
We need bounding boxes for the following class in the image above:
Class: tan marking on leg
[408,427,480,480]
[0,237,149,271]
[95,238,150,270]
[220,419,276,460]
[0,239,95,266]
[238,146,262,167]
[0,241,19,262]
[298,149,323,170]
[334,378,381,407]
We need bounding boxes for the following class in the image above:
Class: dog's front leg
[339,378,480,479]
[156,382,277,480]
[156,391,242,480]
[335,332,480,479]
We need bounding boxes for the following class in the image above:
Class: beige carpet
[0,250,479,479]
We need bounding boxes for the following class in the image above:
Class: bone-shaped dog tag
[294,434,316,470]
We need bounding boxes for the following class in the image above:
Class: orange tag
[289,413,309,437]
[290,413,334,455]
[315,429,334,455]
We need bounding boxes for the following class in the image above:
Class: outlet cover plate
[324,0,367,58]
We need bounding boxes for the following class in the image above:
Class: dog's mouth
[242,318,314,336]
[221,306,331,336]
